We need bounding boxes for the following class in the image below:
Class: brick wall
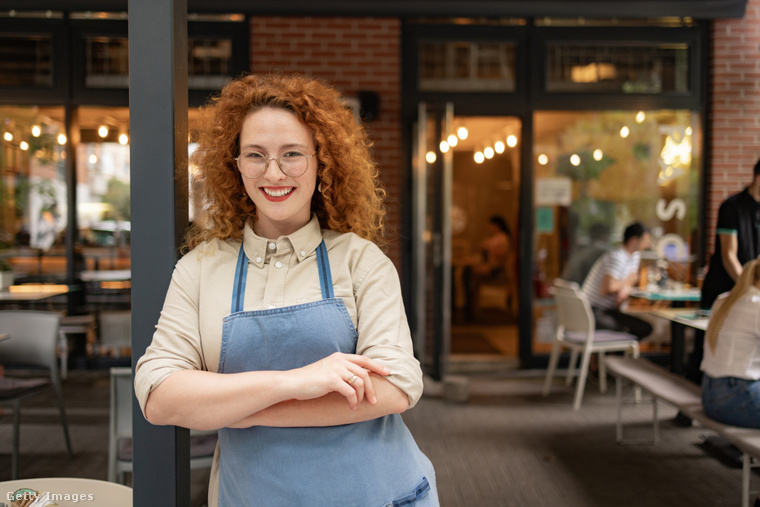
[709,0,760,257]
[250,17,402,264]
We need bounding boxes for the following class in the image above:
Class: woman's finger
[344,354,391,376]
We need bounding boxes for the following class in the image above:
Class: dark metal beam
[128,0,189,505]
[5,0,748,18]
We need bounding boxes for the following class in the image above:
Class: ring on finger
[346,374,358,385]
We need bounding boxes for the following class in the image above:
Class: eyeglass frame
[234,150,317,179]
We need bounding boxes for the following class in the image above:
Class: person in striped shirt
[581,222,653,340]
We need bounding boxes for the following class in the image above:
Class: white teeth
[262,187,293,197]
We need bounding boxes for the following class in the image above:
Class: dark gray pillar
[128,0,190,505]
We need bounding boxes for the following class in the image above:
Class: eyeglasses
[235,150,316,179]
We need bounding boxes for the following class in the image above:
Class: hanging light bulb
[457,126,468,140]
[537,154,549,165]
[118,133,129,145]
[484,146,495,159]
[570,154,581,166]
[685,126,693,136]
[88,154,98,164]
[20,141,29,150]
[439,140,450,153]
[474,151,485,164]
[593,149,603,161]
[57,133,67,145]
[636,111,646,123]
[494,141,505,154]
[506,135,517,148]
[98,125,109,138]
[3,132,12,142]
[447,134,458,147]
[620,126,630,138]
[32,125,41,137]
[425,151,437,164]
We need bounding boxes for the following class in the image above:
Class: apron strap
[231,239,334,313]
[231,244,249,314]
[316,240,334,299]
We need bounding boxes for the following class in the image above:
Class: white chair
[542,279,640,410]
[108,367,218,484]
[0,310,73,479]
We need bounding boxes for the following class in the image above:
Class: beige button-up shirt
[134,215,423,417]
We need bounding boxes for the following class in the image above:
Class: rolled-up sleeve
[134,254,205,418]
[353,254,423,408]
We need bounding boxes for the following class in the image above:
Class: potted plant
[0,258,13,290]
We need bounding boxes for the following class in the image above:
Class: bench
[605,356,760,507]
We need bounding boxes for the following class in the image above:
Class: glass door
[412,102,453,381]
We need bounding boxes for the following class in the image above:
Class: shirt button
[268,305,276,309]
[268,242,276,250]
[300,250,306,257]
[275,261,283,269]
[255,257,262,263]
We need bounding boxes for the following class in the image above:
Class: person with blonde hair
[701,255,760,430]
[134,72,437,506]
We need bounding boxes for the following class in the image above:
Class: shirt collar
[242,215,323,268]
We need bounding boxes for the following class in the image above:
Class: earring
[318,182,324,193]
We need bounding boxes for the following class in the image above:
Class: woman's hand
[287,352,391,410]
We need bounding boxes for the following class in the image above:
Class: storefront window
[0,106,68,281]
[545,42,690,94]
[419,40,516,92]
[532,110,702,345]
[0,35,53,88]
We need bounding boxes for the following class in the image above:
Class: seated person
[581,222,653,340]
[701,255,760,429]
[462,215,513,318]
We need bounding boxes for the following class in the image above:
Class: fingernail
[372,396,378,404]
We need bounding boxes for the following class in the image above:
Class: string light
[474,151,485,163]
[457,126,468,140]
[447,134,458,147]
[570,154,581,166]
[439,140,450,153]
[593,149,603,161]
[484,146,494,159]
[506,135,517,148]
[636,111,646,123]
[19,141,29,151]
[425,151,436,164]
[3,132,12,142]
[494,141,505,154]
[57,133,67,145]
[98,125,109,138]
[537,154,549,165]
[31,125,41,137]
[620,126,630,138]
[118,133,129,145]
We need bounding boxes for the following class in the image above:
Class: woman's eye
[282,151,304,158]
[245,152,265,159]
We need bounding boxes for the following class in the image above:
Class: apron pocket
[383,477,430,507]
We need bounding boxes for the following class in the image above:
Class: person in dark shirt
[701,159,760,311]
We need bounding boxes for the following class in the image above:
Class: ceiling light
[593,149,603,161]
[439,141,450,153]
[425,151,436,164]
[506,135,517,148]
[32,125,41,137]
[570,154,581,166]
[447,134,458,147]
[537,154,549,165]
[57,134,67,145]
[474,151,484,164]
[3,132,12,142]
[20,141,29,150]
[620,126,630,138]
[494,141,505,154]
[98,125,109,138]
[457,126,468,140]
[636,111,646,123]
[484,147,494,159]
[119,133,129,145]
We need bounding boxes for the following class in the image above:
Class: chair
[542,279,640,410]
[0,310,73,479]
[109,367,218,484]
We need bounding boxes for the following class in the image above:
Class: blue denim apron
[217,240,437,506]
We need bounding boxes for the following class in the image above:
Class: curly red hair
[185,72,386,250]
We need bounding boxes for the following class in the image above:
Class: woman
[701,255,760,430]
[135,73,437,506]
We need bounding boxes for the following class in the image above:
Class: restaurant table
[79,269,131,282]
[0,285,69,303]
[0,477,131,507]
[629,287,703,376]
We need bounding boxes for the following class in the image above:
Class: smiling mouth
[261,187,294,198]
